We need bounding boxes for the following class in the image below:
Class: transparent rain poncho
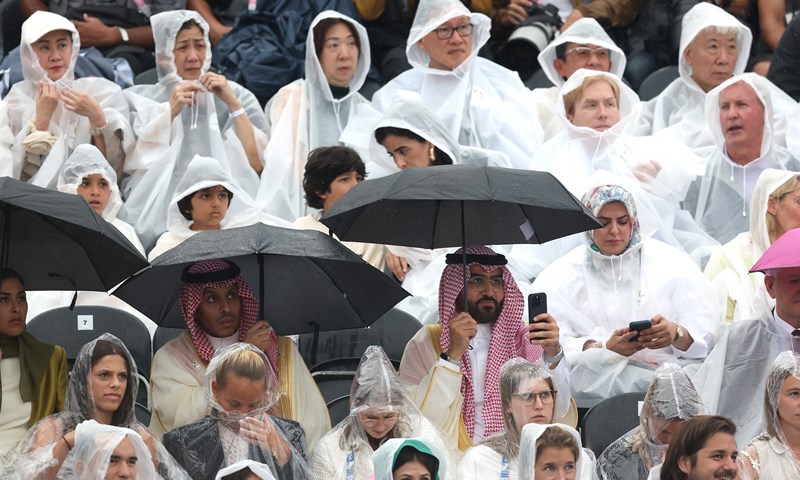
[596,363,704,480]
[371,0,543,169]
[121,10,265,248]
[372,437,448,480]
[704,168,799,322]
[310,346,459,480]
[684,73,800,245]
[161,343,309,480]
[518,423,595,480]
[216,460,278,480]
[57,144,124,222]
[738,351,800,479]
[531,184,719,406]
[0,11,133,187]
[4,333,189,480]
[459,358,572,479]
[148,154,291,260]
[63,420,158,479]
[257,10,378,222]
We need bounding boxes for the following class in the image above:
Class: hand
[60,89,105,127]
[637,314,677,350]
[72,15,119,47]
[499,0,533,27]
[560,9,584,32]
[35,82,60,131]
[200,72,239,110]
[632,159,663,184]
[169,81,205,120]
[385,251,409,282]
[243,320,273,352]
[447,312,477,362]
[605,328,642,357]
[239,414,292,466]
[527,313,561,358]
[209,24,233,45]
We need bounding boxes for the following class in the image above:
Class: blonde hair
[563,76,620,117]
[535,426,579,463]
[767,175,800,242]
[215,348,267,389]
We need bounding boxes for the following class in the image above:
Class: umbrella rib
[299,258,366,327]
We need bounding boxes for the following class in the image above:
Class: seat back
[0,0,22,57]
[153,326,186,354]
[581,392,647,457]
[638,65,679,101]
[326,395,351,426]
[311,371,356,405]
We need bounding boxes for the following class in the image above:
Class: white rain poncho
[704,169,799,323]
[531,184,720,407]
[633,3,796,150]
[458,358,572,480]
[0,11,133,188]
[64,420,158,480]
[367,93,511,179]
[148,154,292,260]
[596,363,705,480]
[161,343,310,480]
[309,346,460,480]
[517,423,594,480]
[529,69,716,267]
[738,351,800,480]
[4,334,189,480]
[121,10,265,248]
[257,10,378,222]
[684,74,800,245]
[371,0,543,169]
[532,18,627,141]
[372,437,448,480]
[216,460,278,480]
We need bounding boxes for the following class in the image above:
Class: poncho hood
[20,11,80,85]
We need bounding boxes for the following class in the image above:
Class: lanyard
[345,450,355,480]
[500,456,510,479]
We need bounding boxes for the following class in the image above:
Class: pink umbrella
[750,227,800,273]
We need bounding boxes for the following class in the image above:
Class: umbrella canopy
[0,177,148,291]
[320,165,601,248]
[112,223,410,335]
[750,227,800,273]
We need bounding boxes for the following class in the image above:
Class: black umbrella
[112,223,410,337]
[0,177,148,292]
[320,165,601,310]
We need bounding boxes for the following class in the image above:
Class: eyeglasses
[513,390,557,406]
[466,275,504,289]
[358,412,399,427]
[433,23,474,40]
[565,46,610,60]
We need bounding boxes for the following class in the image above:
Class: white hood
[20,11,80,85]
[537,18,626,87]
[57,144,124,221]
[150,10,212,86]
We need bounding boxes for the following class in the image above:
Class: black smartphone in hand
[528,292,547,324]
[629,320,652,342]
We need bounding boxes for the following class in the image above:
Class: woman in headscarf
[518,423,594,480]
[148,154,290,260]
[458,359,574,479]
[0,11,133,188]
[373,438,448,480]
[596,363,704,480]
[0,268,68,454]
[7,333,188,479]
[121,10,265,248]
[257,10,376,222]
[704,169,800,322]
[163,343,309,480]
[738,351,800,479]
[531,184,720,405]
[309,346,459,480]
[371,0,542,169]
[64,420,158,479]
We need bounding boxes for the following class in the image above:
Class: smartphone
[629,320,652,342]
[528,292,547,324]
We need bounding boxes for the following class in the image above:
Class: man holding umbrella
[149,259,330,449]
[398,245,570,450]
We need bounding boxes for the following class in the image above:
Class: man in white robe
[149,259,330,450]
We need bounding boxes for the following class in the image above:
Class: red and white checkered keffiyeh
[179,259,279,376]
[439,245,542,439]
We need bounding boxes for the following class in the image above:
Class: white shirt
[469,322,493,442]
[206,330,240,351]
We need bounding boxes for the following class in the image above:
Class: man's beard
[467,296,503,324]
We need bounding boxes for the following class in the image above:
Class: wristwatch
[673,324,685,342]
[89,121,107,137]
[542,345,565,364]
[439,352,459,365]
[118,27,129,43]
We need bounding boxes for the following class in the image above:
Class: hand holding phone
[528,293,547,324]
[628,320,652,342]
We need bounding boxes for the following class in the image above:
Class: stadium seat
[153,326,186,354]
[638,65,679,101]
[326,395,351,426]
[581,391,647,457]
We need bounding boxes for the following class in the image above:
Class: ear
[418,38,429,53]
[684,45,694,68]
[317,189,329,201]
[566,114,574,124]
[211,379,219,397]
[553,58,567,78]
[765,275,777,299]
[767,197,778,216]
[677,455,692,475]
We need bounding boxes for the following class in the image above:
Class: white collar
[773,309,798,336]
[205,329,240,351]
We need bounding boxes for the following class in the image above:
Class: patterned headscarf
[581,184,641,255]
[179,259,279,375]
[438,245,541,438]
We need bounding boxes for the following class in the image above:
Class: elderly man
[694,227,800,446]
[532,18,626,141]
[371,0,542,169]
[633,3,795,151]
[149,259,330,449]
[398,246,569,450]
[683,74,800,244]
[656,415,738,480]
